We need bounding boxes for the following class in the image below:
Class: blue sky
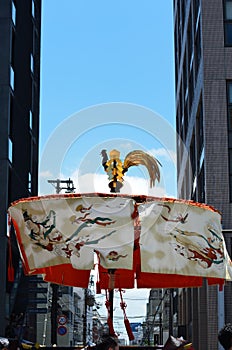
[39,0,175,339]
[40,1,176,196]
[40,1,175,136]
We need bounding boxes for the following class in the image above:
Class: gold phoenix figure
[101,149,161,193]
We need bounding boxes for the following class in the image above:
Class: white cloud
[39,170,53,178]
[69,171,173,197]
[149,147,176,164]
[39,146,177,197]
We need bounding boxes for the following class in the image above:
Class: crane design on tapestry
[101,149,162,192]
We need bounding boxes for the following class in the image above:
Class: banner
[8,194,232,288]
[9,195,135,274]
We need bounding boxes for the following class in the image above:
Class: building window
[195,98,204,159]
[181,0,186,30]
[183,53,188,99]
[199,147,204,171]
[10,65,14,90]
[32,0,35,18]
[190,134,196,178]
[230,237,232,256]
[229,81,232,104]
[12,1,16,26]
[227,82,232,126]
[224,0,232,45]
[8,138,13,163]
[174,34,179,90]
[29,110,33,130]
[28,172,32,192]
[227,81,232,200]
[198,163,205,203]
[192,175,197,200]
[193,0,200,31]
[30,54,34,74]
[30,134,35,179]
[194,26,201,80]
[187,11,193,70]
[9,93,13,137]
[189,67,194,111]
[184,98,189,139]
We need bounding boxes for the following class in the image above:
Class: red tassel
[107,316,116,337]
[119,288,134,341]
[124,318,134,341]
[105,290,116,337]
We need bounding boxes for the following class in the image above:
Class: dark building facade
[174,0,232,349]
[0,0,41,339]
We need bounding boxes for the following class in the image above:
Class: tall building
[174,0,232,349]
[143,289,169,346]
[0,0,41,338]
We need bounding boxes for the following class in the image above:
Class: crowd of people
[82,325,230,350]
[1,323,232,350]
[93,323,232,350]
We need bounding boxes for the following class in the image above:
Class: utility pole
[83,288,88,346]
[51,283,59,346]
[47,178,75,345]
[108,269,115,335]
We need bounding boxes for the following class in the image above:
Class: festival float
[8,149,232,343]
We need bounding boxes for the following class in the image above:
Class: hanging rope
[105,289,116,337]
[119,288,134,341]
[95,253,101,294]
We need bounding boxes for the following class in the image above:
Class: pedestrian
[0,337,9,350]
[163,335,195,350]
[218,323,232,350]
[95,336,119,350]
